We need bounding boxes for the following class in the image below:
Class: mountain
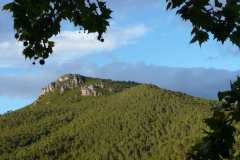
[39,74,139,97]
[0,74,214,160]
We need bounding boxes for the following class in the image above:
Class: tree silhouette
[3,0,111,64]
[4,0,240,64]
[165,1,240,159]
[186,78,240,160]
[166,0,240,47]
[166,1,240,159]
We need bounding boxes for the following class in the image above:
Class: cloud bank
[0,24,148,66]
[0,62,238,100]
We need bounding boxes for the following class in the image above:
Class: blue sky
[0,0,240,113]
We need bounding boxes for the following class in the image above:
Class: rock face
[81,85,97,96]
[40,74,99,96]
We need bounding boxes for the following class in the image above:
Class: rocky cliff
[40,74,139,98]
[40,74,101,96]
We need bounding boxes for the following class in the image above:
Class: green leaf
[2,3,14,10]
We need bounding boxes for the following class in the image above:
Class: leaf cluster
[188,77,240,160]
[167,0,240,47]
[3,0,111,64]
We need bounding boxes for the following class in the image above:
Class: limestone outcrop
[40,74,102,96]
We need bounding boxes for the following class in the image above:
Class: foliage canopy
[188,77,240,160]
[3,0,111,64]
[3,0,240,64]
[167,0,240,47]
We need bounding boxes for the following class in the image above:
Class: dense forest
[0,76,214,160]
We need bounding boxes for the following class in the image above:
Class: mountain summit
[0,74,214,160]
[41,74,98,96]
[40,74,138,96]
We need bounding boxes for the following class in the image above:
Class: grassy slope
[0,84,213,160]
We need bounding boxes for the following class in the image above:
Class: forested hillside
[0,77,214,160]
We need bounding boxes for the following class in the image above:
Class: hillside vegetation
[0,77,214,160]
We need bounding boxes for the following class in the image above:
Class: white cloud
[0,41,26,67]
[0,41,22,54]
[112,24,148,45]
[52,24,148,58]
[0,42,11,49]
[53,31,113,54]
[0,24,148,66]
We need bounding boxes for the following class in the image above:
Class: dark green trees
[3,0,111,64]
[188,77,240,159]
[0,83,212,160]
